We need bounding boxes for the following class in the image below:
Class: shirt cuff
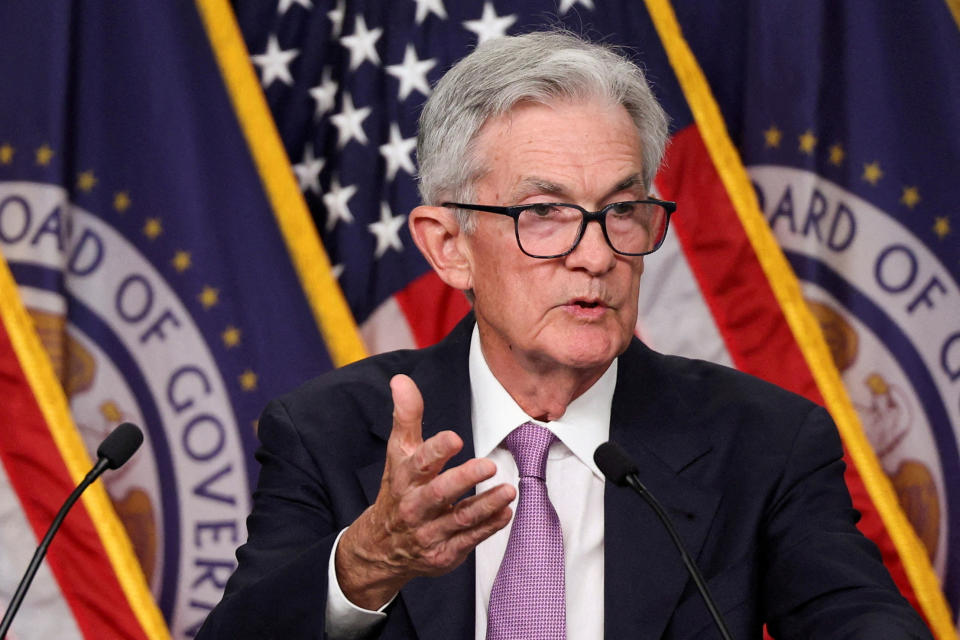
[325,527,396,639]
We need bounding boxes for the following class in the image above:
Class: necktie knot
[505,422,556,479]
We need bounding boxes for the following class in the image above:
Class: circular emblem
[751,165,959,575]
[0,181,251,632]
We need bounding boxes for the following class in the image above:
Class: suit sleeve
[762,405,932,639]
[195,398,342,639]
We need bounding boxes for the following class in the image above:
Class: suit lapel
[356,314,477,639]
[604,340,721,639]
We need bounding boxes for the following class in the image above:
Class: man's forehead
[470,98,647,203]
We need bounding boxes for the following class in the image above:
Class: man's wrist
[335,517,407,610]
[325,528,395,639]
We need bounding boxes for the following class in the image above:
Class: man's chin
[546,330,629,371]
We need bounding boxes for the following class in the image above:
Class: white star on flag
[323,177,357,231]
[463,2,517,45]
[379,123,417,181]
[413,0,447,24]
[331,263,345,279]
[386,45,436,101]
[251,35,299,87]
[277,0,312,15]
[369,202,407,258]
[340,14,382,70]
[558,0,595,13]
[309,67,338,117]
[293,144,324,194]
[330,93,371,148]
[327,0,346,37]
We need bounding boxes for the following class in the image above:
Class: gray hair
[416,29,670,227]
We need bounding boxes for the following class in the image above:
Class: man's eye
[609,202,637,215]
[526,203,559,217]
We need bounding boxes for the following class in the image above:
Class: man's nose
[565,220,616,274]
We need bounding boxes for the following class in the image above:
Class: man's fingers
[420,458,498,512]
[396,457,500,526]
[389,374,424,447]
[432,482,515,536]
[450,503,514,549]
[433,499,514,568]
[408,430,463,478]
[408,487,515,576]
[390,430,464,491]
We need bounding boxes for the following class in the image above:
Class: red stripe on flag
[394,270,471,348]
[0,319,148,639]
[657,126,820,401]
[656,124,920,615]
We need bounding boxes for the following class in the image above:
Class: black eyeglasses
[442,199,676,259]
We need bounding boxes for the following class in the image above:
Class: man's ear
[408,205,474,291]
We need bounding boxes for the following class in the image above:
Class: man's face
[460,98,647,375]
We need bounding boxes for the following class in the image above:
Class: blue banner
[671,1,960,616]
[0,2,338,636]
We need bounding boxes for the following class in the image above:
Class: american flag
[232,0,611,351]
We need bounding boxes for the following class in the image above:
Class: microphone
[95,421,144,470]
[594,441,734,640]
[0,422,144,638]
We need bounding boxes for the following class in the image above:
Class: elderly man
[198,31,930,639]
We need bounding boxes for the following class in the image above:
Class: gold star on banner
[199,286,219,309]
[900,187,920,209]
[1,143,15,164]
[239,369,258,391]
[35,144,54,166]
[77,170,97,192]
[172,250,192,272]
[798,130,817,154]
[933,216,950,239]
[862,161,883,186]
[763,125,782,148]
[828,144,845,166]
[100,401,123,422]
[113,191,131,213]
[222,325,241,348]
[143,217,162,240]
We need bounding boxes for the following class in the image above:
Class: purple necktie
[487,422,566,640]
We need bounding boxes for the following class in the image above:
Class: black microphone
[0,422,144,638]
[594,441,735,640]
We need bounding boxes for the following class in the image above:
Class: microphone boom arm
[0,422,142,639]
[621,472,734,640]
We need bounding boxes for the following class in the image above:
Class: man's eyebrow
[612,174,643,194]
[508,173,645,203]
[510,177,567,201]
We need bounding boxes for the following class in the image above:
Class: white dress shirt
[326,326,616,639]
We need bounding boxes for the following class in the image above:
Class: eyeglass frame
[441,198,677,259]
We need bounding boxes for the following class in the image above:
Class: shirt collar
[469,324,615,479]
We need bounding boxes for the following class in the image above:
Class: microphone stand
[620,472,734,640]
[0,458,111,639]
[1,422,142,639]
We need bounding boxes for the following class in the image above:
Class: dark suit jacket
[197,315,930,639]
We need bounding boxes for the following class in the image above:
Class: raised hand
[335,374,516,610]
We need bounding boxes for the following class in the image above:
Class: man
[198,31,931,639]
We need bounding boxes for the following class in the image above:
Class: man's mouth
[569,297,607,308]
[564,298,610,317]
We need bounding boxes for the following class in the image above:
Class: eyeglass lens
[515,202,668,257]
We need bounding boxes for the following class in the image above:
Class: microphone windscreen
[594,441,639,486]
[96,422,144,470]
